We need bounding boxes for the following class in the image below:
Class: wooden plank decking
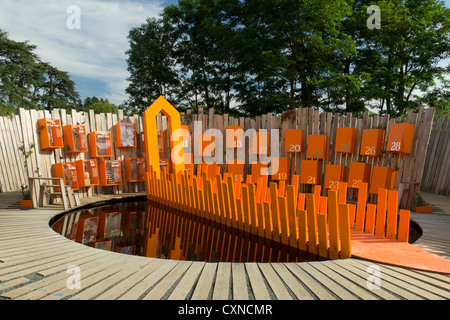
[0,193,449,301]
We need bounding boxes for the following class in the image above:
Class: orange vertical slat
[248,183,259,236]
[354,182,368,231]
[386,190,398,239]
[375,188,388,237]
[338,182,347,204]
[278,195,289,245]
[317,213,329,260]
[327,189,340,260]
[269,183,281,243]
[364,203,377,234]
[297,209,307,253]
[241,185,251,234]
[306,194,318,256]
[263,202,273,240]
[398,209,411,242]
[338,203,351,259]
[286,186,298,248]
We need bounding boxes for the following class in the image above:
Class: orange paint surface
[350,230,450,274]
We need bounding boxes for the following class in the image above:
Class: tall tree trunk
[344,58,351,112]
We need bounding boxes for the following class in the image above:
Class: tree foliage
[0,29,81,114]
[124,0,450,117]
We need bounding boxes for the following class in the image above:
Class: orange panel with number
[271,157,290,181]
[300,160,321,185]
[347,162,372,189]
[306,135,328,160]
[360,129,385,157]
[251,162,269,182]
[198,134,215,157]
[370,166,396,194]
[228,163,244,182]
[285,129,305,153]
[335,127,358,154]
[252,131,270,155]
[386,123,415,154]
[323,164,346,189]
[226,126,244,149]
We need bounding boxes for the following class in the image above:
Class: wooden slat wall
[0,108,146,203]
[421,115,450,197]
[0,106,437,211]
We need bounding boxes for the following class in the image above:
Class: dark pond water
[51,198,310,263]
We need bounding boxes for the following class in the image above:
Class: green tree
[125,17,181,114]
[361,0,450,115]
[80,96,118,114]
[230,0,356,114]
[0,29,81,113]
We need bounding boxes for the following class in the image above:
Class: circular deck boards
[1,194,449,300]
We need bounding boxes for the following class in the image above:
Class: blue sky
[0,0,178,106]
[1,0,449,108]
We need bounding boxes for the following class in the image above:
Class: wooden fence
[179,106,435,211]
[0,108,146,207]
[421,115,450,197]
[0,105,436,212]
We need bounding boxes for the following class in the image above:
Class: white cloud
[0,0,165,105]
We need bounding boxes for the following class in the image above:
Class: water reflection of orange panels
[75,214,98,245]
[115,243,136,255]
[123,209,142,235]
[170,237,183,260]
[98,210,122,239]
[146,227,159,258]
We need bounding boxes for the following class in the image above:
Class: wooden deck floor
[0,193,449,301]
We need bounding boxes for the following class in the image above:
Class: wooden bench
[28,177,80,210]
